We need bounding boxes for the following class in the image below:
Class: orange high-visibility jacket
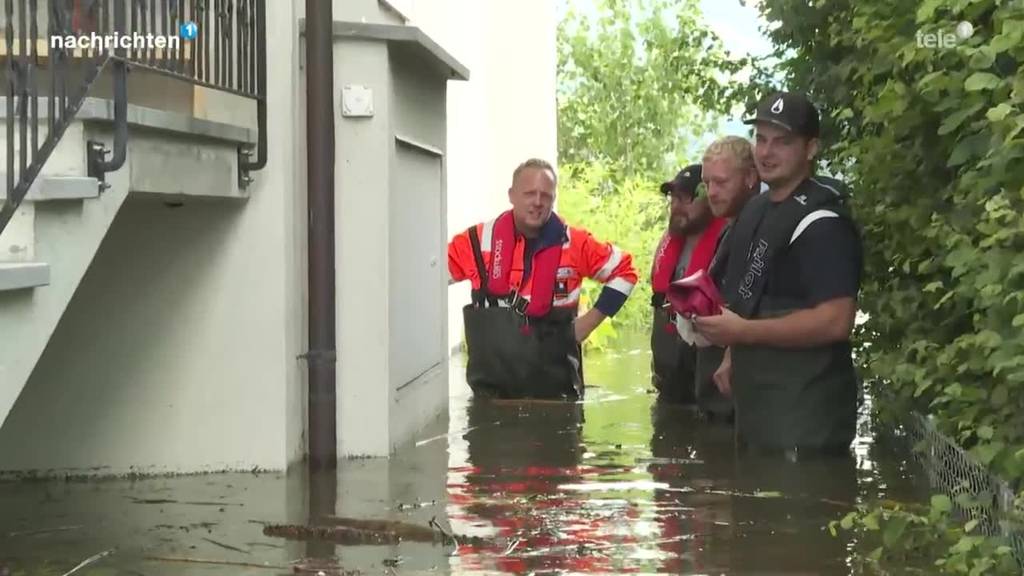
[448,212,638,316]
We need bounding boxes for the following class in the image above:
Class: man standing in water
[650,164,727,404]
[448,158,638,399]
[694,92,863,457]
[689,136,761,421]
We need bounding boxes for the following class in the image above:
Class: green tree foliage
[557,162,665,346]
[748,0,1024,570]
[558,0,747,175]
[831,494,1021,574]
[557,0,748,343]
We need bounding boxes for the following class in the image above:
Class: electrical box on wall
[341,85,374,117]
[331,21,470,456]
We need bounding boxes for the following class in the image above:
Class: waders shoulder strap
[468,225,498,307]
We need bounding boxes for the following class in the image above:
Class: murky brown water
[0,336,923,575]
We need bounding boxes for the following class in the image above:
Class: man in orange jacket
[448,158,638,399]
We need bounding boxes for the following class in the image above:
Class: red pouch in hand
[667,269,724,318]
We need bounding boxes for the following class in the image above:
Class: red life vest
[487,210,564,318]
[651,218,728,294]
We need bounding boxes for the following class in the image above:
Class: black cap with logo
[660,163,703,197]
[743,91,820,138]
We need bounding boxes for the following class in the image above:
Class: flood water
[0,335,924,575]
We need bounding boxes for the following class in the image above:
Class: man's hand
[573,308,607,343]
[675,313,712,347]
[693,307,749,347]
[695,297,857,348]
[713,347,732,396]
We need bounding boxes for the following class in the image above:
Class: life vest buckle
[508,290,528,316]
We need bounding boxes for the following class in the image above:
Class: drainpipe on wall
[305,0,337,470]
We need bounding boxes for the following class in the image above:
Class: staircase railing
[0,0,266,237]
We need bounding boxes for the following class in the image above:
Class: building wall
[0,0,305,474]
[331,36,394,457]
[0,0,556,473]
[0,196,282,473]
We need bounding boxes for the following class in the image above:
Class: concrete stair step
[0,175,99,202]
[0,262,49,291]
[0,202,35,262]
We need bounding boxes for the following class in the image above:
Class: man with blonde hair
[702,136,760,221]
[449,158,638,399]
[692,135,761,420]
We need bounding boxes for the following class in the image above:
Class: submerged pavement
[0,339,924,575]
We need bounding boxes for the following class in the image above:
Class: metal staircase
[0,0,267,237]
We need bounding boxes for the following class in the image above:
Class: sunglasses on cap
[666,182,707,201]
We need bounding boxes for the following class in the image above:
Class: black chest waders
[720,178,860,453]
[695,345,732,420]
[649,224,729,406]
[731,304,859,453]
[693,221,736,419]
[461,226,584,400]
[649,298,697,404]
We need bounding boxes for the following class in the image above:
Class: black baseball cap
[660,164,702,197]
[743,91,820,138]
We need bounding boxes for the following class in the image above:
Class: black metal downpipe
[87,60,128,182]
[305,0,337,470]
[239,0,266,175]
[88,0,129,185]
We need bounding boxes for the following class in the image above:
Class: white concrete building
[0,0,556,476]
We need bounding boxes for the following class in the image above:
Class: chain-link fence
[900,412,1024,566]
